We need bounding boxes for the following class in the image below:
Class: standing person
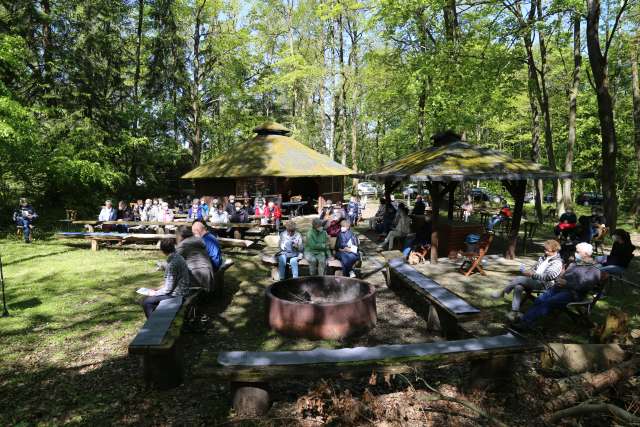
[486,203,512,232]
[277,221,304,280]
[141,239,191,318]
[412,195,426,216]
[346,196,360,226]
[491,240,563,321]
[335,219,360,278]
[192,221,223,272]
[225,195,237,216]
[461,197,474,222]
[513,243,601,331]
[187,198,204,221]
[175,227,214,292]
[98,200,117,221]
[13,198,37,243]
[590,207,606,240]
[379,203,411,250]
[305,218,330,275]
[596,229,635,275]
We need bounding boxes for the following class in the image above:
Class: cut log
[548,403,640,424]
[541,343,626,374]
[545,358,639,412]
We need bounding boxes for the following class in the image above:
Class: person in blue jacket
[191,221,223,272]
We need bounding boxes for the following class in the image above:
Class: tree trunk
[631,33,640,217]
[586,0,618,230]
[429,182,440,263]
[133,0,144,131]
[563,14,581,211]
[505,180,526,259]
[41,0,52,85]
[443,0,459,42]
[190,1,205,167]
[417,79,427,149]
[525,39,544,223]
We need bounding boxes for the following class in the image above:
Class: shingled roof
[182,122,355,179]
[367,141,584,182]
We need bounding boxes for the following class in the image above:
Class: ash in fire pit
[266,276,377,340]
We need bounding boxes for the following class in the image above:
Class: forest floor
[1,208,639,425]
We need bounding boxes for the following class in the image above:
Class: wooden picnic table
[74,220,259,228]
[56,232,254,251]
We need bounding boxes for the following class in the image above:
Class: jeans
[142,295,174,318]
[336,251,359,276]
[278,254,299,280]
[487,216,502,231]
[305,252,327,275]
[520,287,576,327]
[348,214,358,226]
[596,256,625,276]
[16,218,32,241]
[502,276,546,312]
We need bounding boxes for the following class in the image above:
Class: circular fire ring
[265,276,377,340]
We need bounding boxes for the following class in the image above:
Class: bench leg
[270,266,279,281]
[469,355,514,390]
[142,342,184,389]
[213,271,225,296]
[91,239,99,251]
[426,305,460,339]
[231,382,270,416]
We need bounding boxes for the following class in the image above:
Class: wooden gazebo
[367,139,582,261]
[182,122,356,210]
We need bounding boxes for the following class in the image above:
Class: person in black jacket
[13,198,37,243]
[597,229,635,275]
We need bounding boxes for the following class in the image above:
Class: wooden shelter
[367,139,585,261]
[182,122,356,210]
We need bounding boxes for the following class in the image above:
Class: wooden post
[447,182,458,221]
[504,180,526,259]
[428,182,440,263]
[142,342,184,390]
[91,239,99,251]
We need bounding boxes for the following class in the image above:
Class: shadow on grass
[8,297,42,310]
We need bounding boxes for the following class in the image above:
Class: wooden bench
[197,333,538,415]
[128,290,203,389]
[212,259,234,296]
[388,258,482,338]
[260,254,345,280]
[55,232,253,251]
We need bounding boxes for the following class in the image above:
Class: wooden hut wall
[194,178,236,197]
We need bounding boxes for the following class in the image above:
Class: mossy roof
[182,124,355,179]
[368,141,582,182]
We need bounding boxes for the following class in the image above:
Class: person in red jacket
[261,199,282,230]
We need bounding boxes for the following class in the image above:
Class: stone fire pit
[266,276,377,340]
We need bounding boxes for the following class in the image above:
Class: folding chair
[459,233,494,276]
[591,226,609,255]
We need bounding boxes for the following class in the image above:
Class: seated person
[150,199,161,220]
[412,195,426,216]
[554,207,577,239]
[175,226,215,292]
[319,200,334,222]
[346,196,361,226]
[187,198,205,221]
[158,201,175,223]
[461,198,473,222]
[98,199,117,221]
[375,201,397,236]
[596,229,635,275]
[262,200,282,229]
[335,219,360,278]
[380,203,411,250]
[209,203,230,237]
[141,239,191,318]
[326,209,344,237]
[277,220,304,280]
[491,240,563,320]
[305,218,330,275]
[576,215,592,243]
[140,199,154,221]
[513,242,601,331]
[590,207,606,240]
[200,196,210,219]
[134,199,144,221]
[116,200,134,232]
[192,221,223,273]
[13,198,37,243]
[253,198,265,216]
[369,198,386,230]
[229,201,249,223]
[486,204,512,231]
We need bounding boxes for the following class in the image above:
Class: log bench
[55,232,253,251]
[212,259,235,296]
[260,254,363,280]
[387,257,482,338]
[197,333,538,415]
[128,290,203,389]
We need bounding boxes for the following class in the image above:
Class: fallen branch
[400,374,508,427]
[545,358,639,412]
[548,402,640,424]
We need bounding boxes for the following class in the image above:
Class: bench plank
[130,296,183,348]
[389,258,480,317]
[218,333,526,367]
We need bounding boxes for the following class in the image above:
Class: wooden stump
[142,342,184,390]
[90,239,99,251]
[469,355,513,390]
[231,382,271,416]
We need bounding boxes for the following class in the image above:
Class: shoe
[490,290,504,299]
[506,311,521,322]
[509,321,531,333]
[349,271,357,278]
